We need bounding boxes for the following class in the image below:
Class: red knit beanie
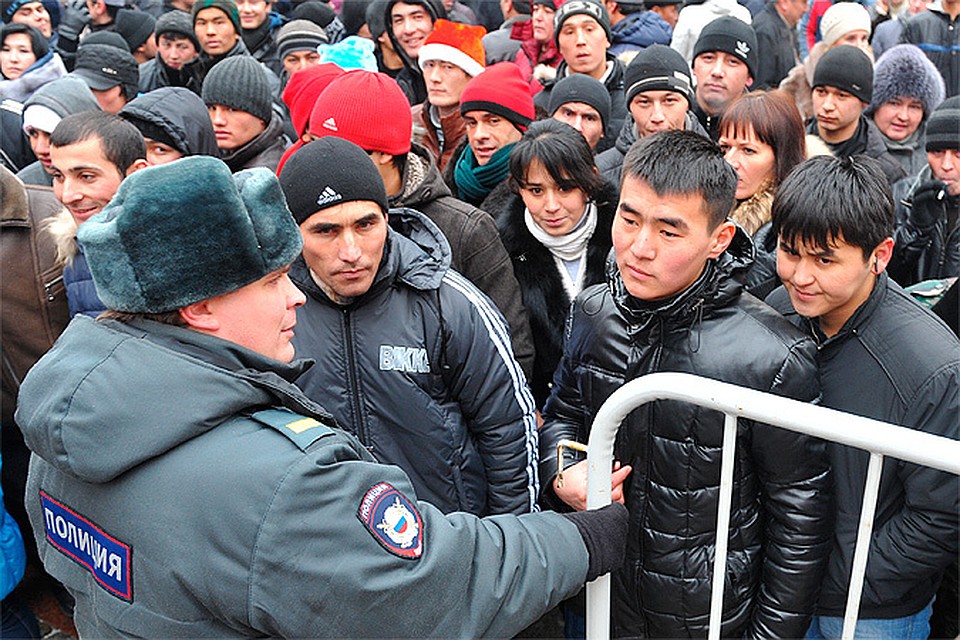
[459,62,535,131]
[308,70,413,156]
[282,63,346,136]
[417,19,487,77]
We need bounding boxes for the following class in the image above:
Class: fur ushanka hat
[867,44,945,120]
[78,156,302,313]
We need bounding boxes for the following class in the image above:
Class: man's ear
[745,73,754,89]
[872,237,895,274]
[179,299,219,331]
[370,150,395,167]
[708,220,736,259]
[125,158,151,176]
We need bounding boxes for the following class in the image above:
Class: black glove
[911,179,949,230]
[562,502,628,582]
[56,3,89,45]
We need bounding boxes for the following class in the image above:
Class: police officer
[17,155,627,638]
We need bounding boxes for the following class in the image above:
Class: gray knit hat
[813,44,872,104]
[548,73,611,129]
[868,44,945,120]
[155,10,200,50]
[276,19,328,61]
[202,56,273,123]
[78,156,302,313]
[925,95,960,152]
[115,8,156,51]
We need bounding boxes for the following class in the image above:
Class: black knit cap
[692,16,757,81]
[812,44,873,104]
[279,137,389,224]
[548,73,611,129]
[81,30,129,50]
[554,0,611,46]
[202,56,273,123]
[624,43,693,107]
[115,8,155,51]
[154,10,200,49]
[926,95,960,152]
[191,0,241,35]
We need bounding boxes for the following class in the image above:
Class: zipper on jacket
[342,308,370,450]
[44,274,64,302]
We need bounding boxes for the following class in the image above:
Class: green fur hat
[78,156,303,313]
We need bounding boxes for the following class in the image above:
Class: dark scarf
[453,142,514,206]
[809,115,869,159]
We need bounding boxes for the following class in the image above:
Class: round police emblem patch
[357,482,424,559]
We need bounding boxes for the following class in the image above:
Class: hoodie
[119,86,219,157]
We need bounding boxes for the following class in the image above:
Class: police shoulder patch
[356,482,424,560]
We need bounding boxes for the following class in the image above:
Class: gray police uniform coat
[18,316,589,638]
[292,208,539,517]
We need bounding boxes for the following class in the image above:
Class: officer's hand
[911,179,949,230]
[554,460,632,512]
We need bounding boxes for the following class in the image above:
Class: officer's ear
[179,299,220,332]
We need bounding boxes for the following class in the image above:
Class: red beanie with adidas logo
[307,69,413,156]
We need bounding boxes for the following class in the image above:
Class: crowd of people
[1,0,958,636]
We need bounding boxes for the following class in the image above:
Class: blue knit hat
[78,156,302,313]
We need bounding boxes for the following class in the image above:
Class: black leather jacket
[540,230,833,638]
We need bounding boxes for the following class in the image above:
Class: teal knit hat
[78,156,303,313]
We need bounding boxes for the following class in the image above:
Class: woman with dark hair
[488,118,616,408]
[718,90,816,295]
[0,22,63,101]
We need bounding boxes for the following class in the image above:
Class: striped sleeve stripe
[443,270,541,512]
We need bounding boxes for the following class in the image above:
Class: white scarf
[524,202,598,299]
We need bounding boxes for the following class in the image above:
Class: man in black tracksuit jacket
[280,138,539,517]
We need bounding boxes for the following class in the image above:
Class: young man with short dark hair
[47,111,148,317]
[767,154,959,639]
[540,129,833,638]
[689,16,756,141]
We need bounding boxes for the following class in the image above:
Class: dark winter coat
[138,54,202,94]
[488,179,617,408]
[291,208,539,517]
[481,15,527,64]
[752,2,798,89]
[242,12,285,77]
[1,100,35,172]
[220,112,288,172]
[889,165,960,286]
[118,86,219,157]
[608,10,672,58]
[767,274,959,619]
[535,55,629,155]
[540,229,833,638]
[596,112,709,184]
[391,144,535,380]
[806,115,907,185]
[901,5,960,98]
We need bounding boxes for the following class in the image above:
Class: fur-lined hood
[44,209,78,266]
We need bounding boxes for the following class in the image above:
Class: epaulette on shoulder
[1,99,24,115]
[249,408,335,451]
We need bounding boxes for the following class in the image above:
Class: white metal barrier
[580,372,960,640]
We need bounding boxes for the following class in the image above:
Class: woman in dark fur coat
[488,119,617,408]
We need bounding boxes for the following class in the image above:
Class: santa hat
[417,19,486,78]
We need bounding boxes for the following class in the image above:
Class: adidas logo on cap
[316,186,342,206]
[322,117,337,132]
[735,40,750,57]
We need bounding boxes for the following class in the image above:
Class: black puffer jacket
[291,208,539,517]
[540,229,833,638]
[487,179,617,408]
